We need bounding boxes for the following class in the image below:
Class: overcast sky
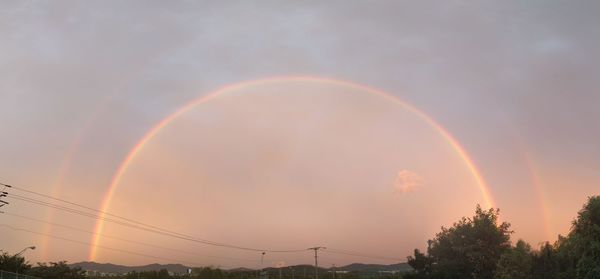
[1,0,599,268]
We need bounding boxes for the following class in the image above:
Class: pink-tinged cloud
[395,170,421,193]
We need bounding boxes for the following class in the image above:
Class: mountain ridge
[70,261,411,275]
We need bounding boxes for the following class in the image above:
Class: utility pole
[307,247,325,279]
[260,252,266,279]
[0,183,11,209]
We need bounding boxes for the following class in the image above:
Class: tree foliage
[494,239,532,279]
[407,249,431,275]
[192,266,225,279]
[571,196,600,278]
[27,261,87,279]
[0,251,31,273]
[125,269,171,279]
[531,242,560,279]
[406,205,512,279]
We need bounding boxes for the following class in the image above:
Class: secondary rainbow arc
[89,76,496,261]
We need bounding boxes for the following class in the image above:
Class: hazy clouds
[1,0,599,267]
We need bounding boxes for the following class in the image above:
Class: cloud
[395,170,421,193]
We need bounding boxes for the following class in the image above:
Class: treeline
[0,258,87,279]
[89,266,390,279]
[0,255,391,279]
[405,195,600,279]
[89,266,383,279]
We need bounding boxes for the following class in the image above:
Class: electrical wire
[2,182,404,264]
[1,210,258,263]
[324,248,401,262]
[6,194,306,253]
[1,182,307,253]
[0,223,233,268]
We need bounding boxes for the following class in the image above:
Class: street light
[15,246,35,278]
[15,246,35,257]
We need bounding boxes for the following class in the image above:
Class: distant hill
[70,262,192,275]
[339,263,412,272]
[228,267,257,272]
[71,261,411,275]
[263,263,411,273]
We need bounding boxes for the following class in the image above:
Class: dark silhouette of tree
[531,242,559,279]
[405,205,512,279]
[429,205,511,279]
[27,261,86,279]
[553,234,577,278]
[494,239,532,279]
[407,249,431,276]
[0,251,31,273]
[192,266,225,279]
[570,196,600,278]
[527,195,600,279]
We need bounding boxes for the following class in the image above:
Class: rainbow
[507,129,553,242]
[89,76,495,261]
[513,136,553,242]
[522,151,553,241]
[38,95,120,261]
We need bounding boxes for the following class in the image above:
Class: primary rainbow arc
[89,76,496,261]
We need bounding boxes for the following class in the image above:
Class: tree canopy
[494,240,532,279]
[406,196,600,279]
[0,251,30,274]
[407,205,512,279]
[571,196,600,278]
[27,261,86,279]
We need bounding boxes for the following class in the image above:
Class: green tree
[0,251,31,273]
[158,269,171,279]
[424,205,512,279]
[583,268,600,279]
[494,239,532,279]
[554,234,577,278]
[123,269,174,279]
[531,242,559,279]
[27,261,86,279]
[572,196,600,279]
[124,271,140,279]
[407,248,431,276]
[193,266,225,279]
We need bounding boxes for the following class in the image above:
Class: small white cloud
[394,170,421,193]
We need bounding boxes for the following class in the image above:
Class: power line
[0,223,231,268]
[325,248,402,262]
[1,182,307,253]
[6,194,306,253]
[6,183,181,234]
[7,194,171,232]
[5,183,228,244]
[1,211,257,263]
[2,182,403,264]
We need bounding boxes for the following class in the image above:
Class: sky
[1,0,599,269]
